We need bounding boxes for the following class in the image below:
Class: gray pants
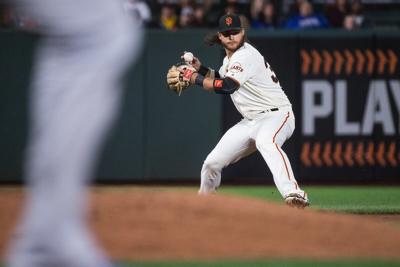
[6,1,142,266]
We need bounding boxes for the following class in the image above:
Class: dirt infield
[1,187,400,261]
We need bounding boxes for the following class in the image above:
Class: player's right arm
[188,54,240,94]
[189,72,239,94]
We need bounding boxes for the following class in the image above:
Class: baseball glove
[166,63,196,96]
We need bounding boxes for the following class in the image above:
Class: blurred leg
[6,0,142,266]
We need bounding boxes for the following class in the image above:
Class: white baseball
[183,52,194,64]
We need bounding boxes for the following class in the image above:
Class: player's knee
[255,140,276,153]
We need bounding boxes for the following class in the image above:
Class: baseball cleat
[285,193,310,209]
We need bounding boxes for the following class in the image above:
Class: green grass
[220,186,400,214]
[122,259,400,267]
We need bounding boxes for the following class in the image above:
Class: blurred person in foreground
[124,0,152,26]
[5,0,143,267]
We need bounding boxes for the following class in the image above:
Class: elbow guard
[213,77,240,94]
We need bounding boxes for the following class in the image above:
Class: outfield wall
[0,30,399,183]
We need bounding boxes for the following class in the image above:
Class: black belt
[260,108,279,113]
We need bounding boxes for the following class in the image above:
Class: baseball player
[6,1,142,267]
[184,14,309,208]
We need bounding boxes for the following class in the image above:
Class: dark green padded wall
[0,30,222,182]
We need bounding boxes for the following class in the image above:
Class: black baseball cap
[218,14,242,32]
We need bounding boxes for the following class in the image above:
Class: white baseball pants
[6,1,142,267]
[199,106,306,199]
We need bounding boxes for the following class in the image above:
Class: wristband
[198,65,209,76]
[183,68,194,80]
[195,74,205,87]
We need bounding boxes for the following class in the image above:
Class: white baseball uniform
[199,42,307,200]
[6,1,142,267]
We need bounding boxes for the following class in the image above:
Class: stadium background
[0,29,399,184]
[0,1,400,266]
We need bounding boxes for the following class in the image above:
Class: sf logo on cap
[225,17,232,26]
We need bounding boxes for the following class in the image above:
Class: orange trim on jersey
[273,112,291,181]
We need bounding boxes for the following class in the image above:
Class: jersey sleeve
[218,65,225,77]
[224,50,253,86]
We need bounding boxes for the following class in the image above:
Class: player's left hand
[166,63,196,96]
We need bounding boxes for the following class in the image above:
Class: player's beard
[223,34,245,53]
